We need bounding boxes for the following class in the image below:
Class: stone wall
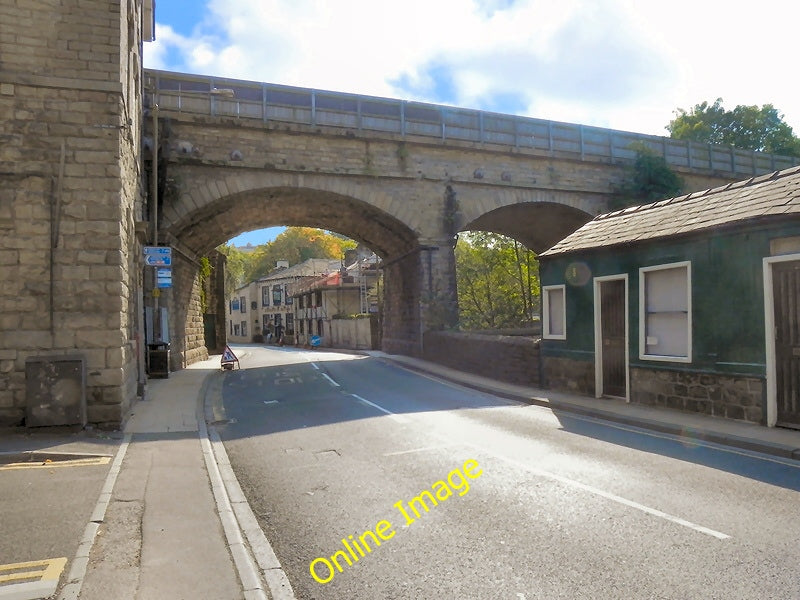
[630,367,764,424]
[0,0,145,427]
[541,356,595,396]
[423,331,541,387]
[166,250,209,371]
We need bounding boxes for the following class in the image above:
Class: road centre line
[468,443,730,540]
[383,445,455,456]
[320,373,339,387]
[350,394,408,424]
[325,379,729,539]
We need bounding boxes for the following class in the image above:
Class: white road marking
[264,400,278,405]
[320,373,339,387]
[350,394,408,423]
[383,445,453,456]
[469,444,730,540]
[310,362,320,370]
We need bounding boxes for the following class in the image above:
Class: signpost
[156,267,172,289]
[144,246,172,266]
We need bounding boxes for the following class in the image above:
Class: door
[599,279,627,398]
[772,260,800,428]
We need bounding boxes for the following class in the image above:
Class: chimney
[276,260,289,269]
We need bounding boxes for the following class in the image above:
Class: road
[213,345,800,599]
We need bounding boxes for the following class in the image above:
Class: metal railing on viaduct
[144,69,798,178]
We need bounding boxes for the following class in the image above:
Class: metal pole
[152,103,160,342]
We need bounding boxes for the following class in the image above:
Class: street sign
[156,267,172,288]
[144,246,172,266]
[221,345,239,370]
[310,335,321,347]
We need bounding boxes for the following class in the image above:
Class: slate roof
[540,166,800,258]
[257,258,342,282]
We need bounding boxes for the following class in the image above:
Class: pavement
[0,348,798,600]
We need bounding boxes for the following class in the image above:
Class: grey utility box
[25,355,87,427]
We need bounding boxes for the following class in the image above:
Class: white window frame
[639,261,692,363]
[542,284,567,340]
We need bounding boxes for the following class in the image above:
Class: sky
[145,0,800,246]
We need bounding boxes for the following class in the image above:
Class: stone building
[538,166,800,428]
[226,259,341,344]
[0,0,154,426]
[291,255,380,350]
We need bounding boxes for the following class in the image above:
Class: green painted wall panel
[540,219,800,377]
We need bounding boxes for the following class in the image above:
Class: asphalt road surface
[214,345,800,600]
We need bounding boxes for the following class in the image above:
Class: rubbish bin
[147,342,170,378]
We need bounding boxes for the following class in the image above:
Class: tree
[242,227,357,282]
[610,145,683,210]
[216,244,249,299]
[455,232,539,330]
[667,98,800,157]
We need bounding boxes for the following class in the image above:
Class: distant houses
[226,250,379,350]
[538,166,800,428]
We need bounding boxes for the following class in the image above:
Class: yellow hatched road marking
[0,456,110,471]
[0,557,67,585]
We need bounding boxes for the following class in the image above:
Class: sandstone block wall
[0,0,145,427]
[630,367,764,424]
[541,356,595,396]
[423,331,541,388]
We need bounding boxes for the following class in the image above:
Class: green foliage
[667,98,800,157]
[455,232,539,330]
[217,228,357,293]
[198,256,212,313]
[611,145,683,210]
[246,228,356,281]
[216,244,248,299]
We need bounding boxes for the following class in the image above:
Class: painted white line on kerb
[320,373,339,387]
[470,444,730,540]
[351,394,408,424]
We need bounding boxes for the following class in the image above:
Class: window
[639,262,691,362]
[234,324,240,336]
[240,296,246,313]
[285,284,292,304]
[230,320,234,335]
[274,313,282,326]
[315,290,322,306]
[231,298,239,312]
[262,286,269,307]
[299,295,305,309]
[299,320,304,334]
[543,285,566,340]
[241,320,248,337]
[263,314,269,334]
[286,313,294,333]
[272,285,282,306]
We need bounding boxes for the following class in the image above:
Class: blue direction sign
[156,267,172,288]
[144,246,172,266]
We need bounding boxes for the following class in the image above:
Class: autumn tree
[667,98,800,157]
[455,232,539,330]
[243,227,357,281]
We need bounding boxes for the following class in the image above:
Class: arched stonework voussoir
[162,180,420,259]
[457,187,603,253]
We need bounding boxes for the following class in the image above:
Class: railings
[144,69,798,177]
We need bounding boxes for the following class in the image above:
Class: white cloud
[143,0,800,136]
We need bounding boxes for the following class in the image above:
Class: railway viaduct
[2,0,797,427]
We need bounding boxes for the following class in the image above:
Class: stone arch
[457,189,602,252]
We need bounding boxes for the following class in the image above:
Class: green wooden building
[538,166,800,428]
